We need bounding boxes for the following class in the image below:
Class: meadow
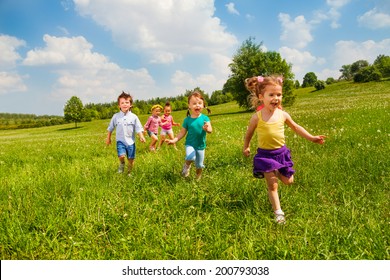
[0,81,389,260]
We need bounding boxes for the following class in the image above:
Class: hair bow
[257,76,264,83]
[277,77,283,83]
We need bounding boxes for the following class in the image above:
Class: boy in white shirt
[106,91,145,175]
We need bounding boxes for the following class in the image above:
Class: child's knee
[282,175,294,185]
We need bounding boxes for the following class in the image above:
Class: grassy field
[0,81,389,260]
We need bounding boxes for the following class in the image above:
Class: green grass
[0,81,389,260]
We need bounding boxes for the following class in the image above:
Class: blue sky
[1,0,389,115]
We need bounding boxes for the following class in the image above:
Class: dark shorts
[253,146,295,179]
[117,141,136,159]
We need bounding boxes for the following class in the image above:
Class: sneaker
[275,213,286,224]
[181,164,191,177]
[118,163,125,173]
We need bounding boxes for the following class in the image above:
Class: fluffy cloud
[311,0,351,28]
[0,35,27,94]
[358,8,390,29]
[279,13,313,49]
[73,0,238,64]
[23,35,156,103]
[0,35,25,69]
[279,47,319,81]
[333,38,390,66]
[225,3,239,15]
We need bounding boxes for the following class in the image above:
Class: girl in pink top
[144,104,164,151]
[158,102,180,149]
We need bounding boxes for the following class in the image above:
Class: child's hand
[243,147,251,157]
[106,138,111,146]
[312,135,326,145]
[203,121,210,132]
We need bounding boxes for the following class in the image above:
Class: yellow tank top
[256,110,285,150]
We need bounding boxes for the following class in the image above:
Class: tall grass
[0,81,389,260]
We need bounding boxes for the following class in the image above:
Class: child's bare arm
[284,112,326,144]
[243,114,258,156]
[106,131,112,145]
[167,127,187,144]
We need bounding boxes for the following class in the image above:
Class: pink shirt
[144,116,162,134]
[161,114,173,130]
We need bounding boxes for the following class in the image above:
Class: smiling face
[118,97,132,113]
[259,84,283,111]
[188,95,204,117]
[152,107,161,117]
[163,106,171,116]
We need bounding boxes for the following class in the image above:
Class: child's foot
[118,163,125,173]
[274,212,286,224]
[181,164,191,177]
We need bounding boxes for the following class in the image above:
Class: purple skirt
[253,146,295,179]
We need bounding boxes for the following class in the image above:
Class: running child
[166,91,212,180]
[106,91,145,175]
[144,104,164,152]
[158,101,180,149]
[243,75,326,224]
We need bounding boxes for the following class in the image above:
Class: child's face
[188,96,204,116]
[259,84,282,111]
[118,97,132,112]
[164,107,171,115]
[152,108,161,116]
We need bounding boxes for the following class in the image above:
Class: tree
[223,37,295,109]
[64,96,84,127]
[373,54,390,78]
[302,72,317,87]
[314,80,326,90]
[339,64,353,81]
[350,60,369,75]
[353,66,382,83]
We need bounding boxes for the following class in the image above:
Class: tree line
[299,54,390,91]
[0,113,66,130]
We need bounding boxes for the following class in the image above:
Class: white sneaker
[118,163,125,173]
[181,164,191,177]
[275,213,286,224]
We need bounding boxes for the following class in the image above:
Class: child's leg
[127,158,134,174]
[118,155,126,173]
[149,134,158,150]
[167,132,177,149]
[264,171,281,211]
[126,143,136,175]
[194,149,205,180]
[276,171,294,185]
[158,134,166,148]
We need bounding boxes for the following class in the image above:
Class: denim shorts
[117,141,136,159]
[185,145,205,169]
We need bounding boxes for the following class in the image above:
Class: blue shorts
[117,141,136,159]
[185,145,205,169]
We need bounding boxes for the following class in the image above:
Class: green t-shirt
[183,113,210,150]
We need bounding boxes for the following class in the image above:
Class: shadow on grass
[57,126,83,131]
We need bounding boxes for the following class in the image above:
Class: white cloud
[73,0,238,64]
[358,8,390,29]
[279,13,313,49]
[279,47,318,81]
[226,3,239,15]
[311,0,351,28]
[22,35,156,103]
[333,39,390,67]
[326,0,351,9]
[0,72,28,95]
[0,35,28,94]
[0,35,25,70]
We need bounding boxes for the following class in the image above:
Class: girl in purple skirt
[243,75,326,224]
